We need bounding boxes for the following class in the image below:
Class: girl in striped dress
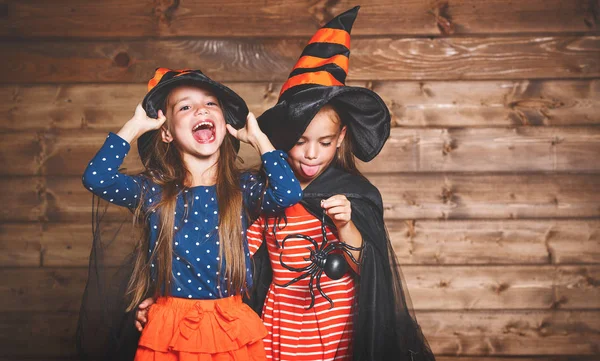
[248,104,360,360]
[247,6,436,361]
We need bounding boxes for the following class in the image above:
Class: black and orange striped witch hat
[139,68,249,160]
[258,6,390,162]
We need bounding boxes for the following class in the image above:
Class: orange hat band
[292,54,349,74]
[308,28,351,48]
[147,68,192,91]
[279,71,344,96]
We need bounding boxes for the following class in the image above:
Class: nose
[196,107,209,116]
[304,143,318,160]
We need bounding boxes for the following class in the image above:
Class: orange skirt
[135,295,267,361]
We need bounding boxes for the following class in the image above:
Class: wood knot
[404,220,416,238]
[441,186,455,204]
[493,283,510,294]
[438,280,450,288]
[442,139,457,155]
[153,0,180,25]
[308,0,342,27]
[550,136,564,146]
[584,0,599,29]
[428,1,455,36]
[114,52,131,68]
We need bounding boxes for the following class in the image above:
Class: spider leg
[305,273,316,310]
[340,246,361,265]
[315,270,334,309]
[319,212,329,250]
[279,251,317,272]
[281,233,319,249]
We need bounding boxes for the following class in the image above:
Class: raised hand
[226,112,275,154]
[118,103,167,143]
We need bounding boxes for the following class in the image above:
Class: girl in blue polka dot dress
[80,68,302,361]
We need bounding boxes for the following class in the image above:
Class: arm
[322,195,363,274]
[82,104,166,208]
[229,112,302,213]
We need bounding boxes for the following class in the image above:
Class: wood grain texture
[2,80,599,132]
[2,127,599,176]
[1,0,597,38]
[1,311,598,357]
[3,174,599,222]
[389,219,600,265]
[417,311,600,355]
[2,220,598,267]
[1,266,598,312]
[1,36,598,83]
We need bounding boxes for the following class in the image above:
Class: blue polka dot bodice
[82,132,302,299]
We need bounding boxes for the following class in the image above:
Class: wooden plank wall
[1,0,600,359]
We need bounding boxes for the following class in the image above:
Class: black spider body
[275,211,362,309]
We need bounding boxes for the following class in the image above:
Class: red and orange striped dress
[248,203,355,361]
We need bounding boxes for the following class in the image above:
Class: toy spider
[275,211,363,309]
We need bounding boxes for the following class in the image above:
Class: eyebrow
[170,96,190,110]
[298,134,336,140]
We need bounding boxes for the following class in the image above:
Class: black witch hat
[258,6,390,162]
[139,68,249,160]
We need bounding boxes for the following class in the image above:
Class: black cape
[247,165,435,361]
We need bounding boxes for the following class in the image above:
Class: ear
[336,126,347,148]
[161,126,173,143]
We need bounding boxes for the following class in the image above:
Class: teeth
[192,121,213,131]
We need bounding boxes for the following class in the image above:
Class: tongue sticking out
[193,129,213,142]
[301,163,320,177]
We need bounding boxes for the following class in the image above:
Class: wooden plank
[1,0,597,38]
[374,79,600,127]
[2,310,598,357]
[369,173,600,220]
[1,36,598,83]
[3,220,598,267]
[389,219,600,265]
[361,127,600,173]
[2,266,597,312]
[2,127,599,176]
[0,223,42,267]
[0,130,260,176]
[416,310,600,355]
[0,177,45,222]
[0,312,78,358]
[2,173,599,222]
[2,80,599,132]
[406,265,600,310]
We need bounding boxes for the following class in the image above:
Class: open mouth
[192,120,215,143]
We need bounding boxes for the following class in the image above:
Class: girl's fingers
[226,124,239,138]
[326,205,351,216]
[322,196,350,209]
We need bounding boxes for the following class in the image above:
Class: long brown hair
[126,87,245,311]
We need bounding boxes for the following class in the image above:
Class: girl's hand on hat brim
[226,112,275,154]
[118,104,167,143]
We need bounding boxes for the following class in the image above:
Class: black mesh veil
[76,195,144,361]
[247,165,435,361]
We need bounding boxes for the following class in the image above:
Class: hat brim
[258,86,390,162]
[139,71,249,159]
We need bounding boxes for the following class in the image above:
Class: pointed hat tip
[322,5,360,32]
